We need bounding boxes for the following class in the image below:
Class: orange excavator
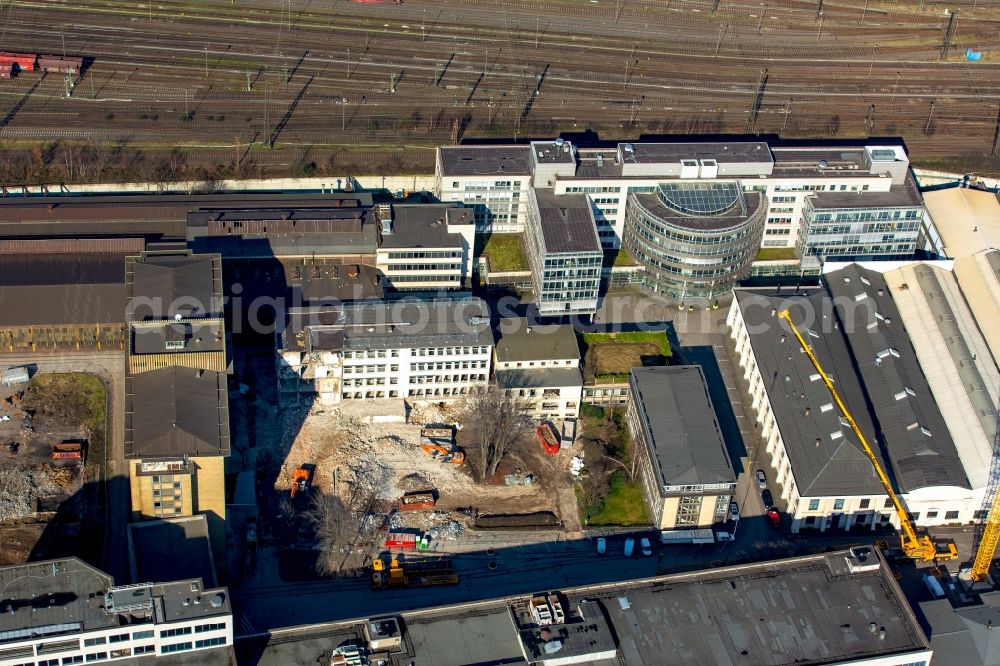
[419,426,465,465]
[290,464,315,499]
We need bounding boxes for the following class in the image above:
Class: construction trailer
[1,366,29,386]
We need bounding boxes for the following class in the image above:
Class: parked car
[624,538,635,557]
[756,470,767,489]
[640,538,652,557]
[596,537,606,555]
[767,509,782,529]
[761,489,774,509]
[715,531,736,542]
[729,501,740,521]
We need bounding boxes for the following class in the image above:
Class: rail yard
[0,0,999,176]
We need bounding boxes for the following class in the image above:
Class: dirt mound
[474,512,562,530]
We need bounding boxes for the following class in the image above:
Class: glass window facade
[623,182,765,299]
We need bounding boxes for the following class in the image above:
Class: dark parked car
[761,489,774,509]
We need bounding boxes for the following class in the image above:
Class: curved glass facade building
[623,181,765,299]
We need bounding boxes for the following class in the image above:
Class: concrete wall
[193,455,228,562]
[13,174,437,196]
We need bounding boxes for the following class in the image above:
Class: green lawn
[24,373,107,475]
[602,249,637,268]
[476,233,529,272]
[755,247,798,261]
[580,331,671,357]
[578,472,650,526]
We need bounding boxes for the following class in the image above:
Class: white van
[715,531,735,542]
[623,538,635,557]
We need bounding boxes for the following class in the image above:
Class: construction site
[255,397,583,581]
[0,372,106,566]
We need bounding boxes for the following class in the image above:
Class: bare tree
[462,385,532,479]
[304,493,358,576]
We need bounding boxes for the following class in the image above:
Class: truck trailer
[659,529,715,545]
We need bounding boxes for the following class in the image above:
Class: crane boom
[970,408,1000,581]
[778,309,956,562]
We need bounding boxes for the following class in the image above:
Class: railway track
[0,0,997,174]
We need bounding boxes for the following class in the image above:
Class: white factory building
[0,559,232,666]
[728,262,999,534]
[276,297,493,405]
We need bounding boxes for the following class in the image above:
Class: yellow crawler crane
[969,409,1000,582]
[779,309,957,562]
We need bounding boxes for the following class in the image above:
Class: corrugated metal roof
[954,249,1000,368]
[826,265,970,492]
[884,262,998,489]
[0,254,125,326]
[0,238,144,254]
[923,187,1000,258]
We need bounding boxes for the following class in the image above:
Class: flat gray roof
[533,189,602,254]
[125,366,230,458]
[825,265,969,491]
[771,147,873,178]
[497,366,583,390]
[380,204,469,250]
[285,262,384,303]
[531,140,576,164]
[810,174,924,209]
[629,366,735,487]
[439,146,532,177]
[107,579,230,624]
[286,297,493,353]
[620,141,773,164]
[515,599,616,663]
[243,549,927,666]
[128,515,217,587]
[495,319,580,363]
[919,592,1000,666]
[405,607,525,666]
[0,559,116,638]
[601,549,928,665]
[130,319,226,355]
[733,288,887,497]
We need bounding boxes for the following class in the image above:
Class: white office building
[524,189,603,317]
[277,297,493,405]
[375,203,476,292]
[0,559,232,666]
[494,318,583,420]
[436,140,932,252]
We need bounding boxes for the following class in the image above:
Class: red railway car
[0,52,37,72]
[38,55,83,73]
